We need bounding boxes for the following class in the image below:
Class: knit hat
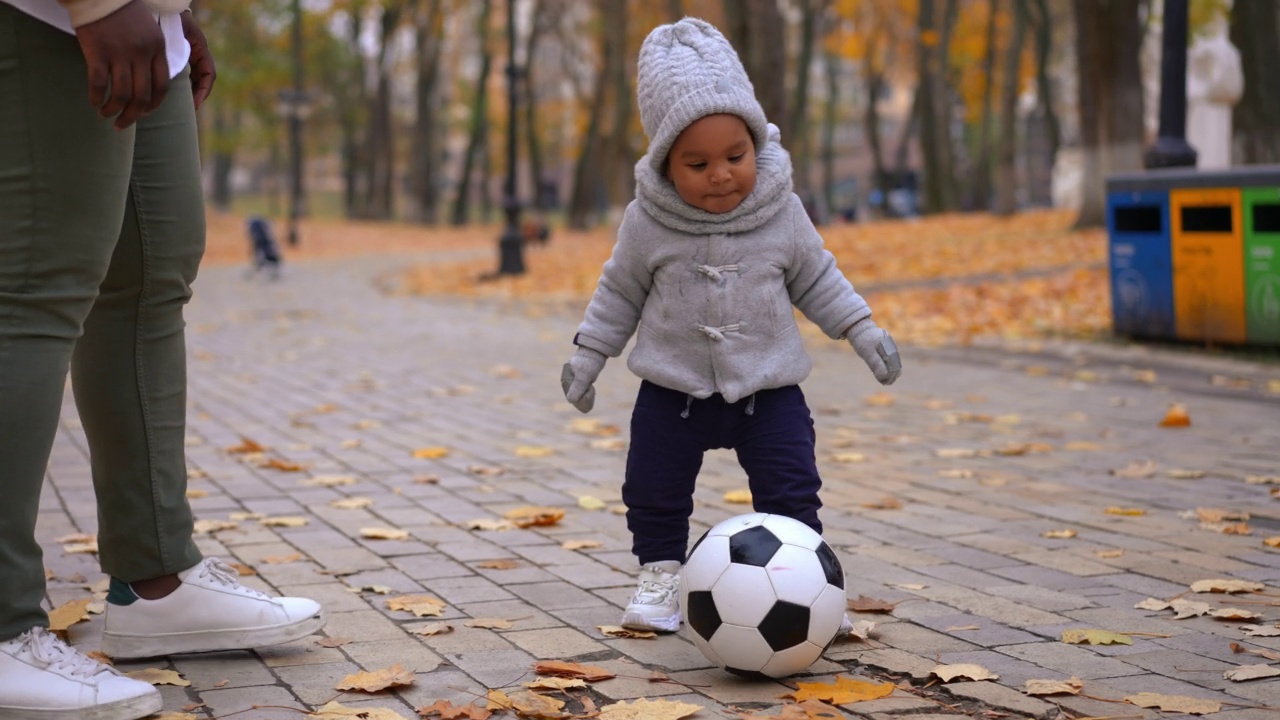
[636,18,770,173]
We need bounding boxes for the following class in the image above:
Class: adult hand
[74,0,169,130]
[181,10,216,110]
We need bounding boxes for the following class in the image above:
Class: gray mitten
[561,347,606,413]
[847,319,902,385]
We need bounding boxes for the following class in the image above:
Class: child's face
[666,114,757,214]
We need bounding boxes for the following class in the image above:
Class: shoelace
[22,627,110,681]
[634,573,678,604]
[198,558,272,601]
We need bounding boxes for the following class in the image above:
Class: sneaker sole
[0,689,161,720]
[101,611,325,659]
[621,611,682,633]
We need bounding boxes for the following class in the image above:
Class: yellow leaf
[360,527,409,540]
[417,700,490,720]
[225,437,265,454]
[1263,536,1280,548]
[414,474,440,484]
[578,495,608,510]
[411,622,454,636]
[1104,507,1146,517]
[412,447,450,459]
[154,713,201,720]
[931,664,1000,682]
[334,663,415,692]
[509,691,568,720]
[486,690,512,711]
[783,676,896,703]
[125,668,191,687]
[937,469,975,479]
[1094,549,1125,558]
[514,445,555,458]
[1209,607,1260,620]
[185,489,208,499]
[1190,578,1265,594]
[1064,441,1102,451]
[465,518,516,531]
[1246,475,1280,484]
[229,562,256,576]
[598,699,702,720]
[62,538,99,555]
[831,452,866,463]
[48,598,93,634]
[567,419,620,436]
[1061,629,1132,645]
[310,701,410,719]
[1168,468,1207,479]
[861,496,902,510]
[387,595,447,618]
[597,625,657,639]
[562,539,603,550]
[1110,460,1159,478]
[1124,692,1220,715]
[193,519,239,535]
[260,458,306,472]
[1023,677,1083,696]
[524,677,588,690]
[502,506,565,528]
[533,660,616,682]
[465,618,514,629]
[1224,664,1280,681]
[228,512,262,521]
[1159,403,1192,427]
[353,419,381,430]
[467,464,505,476]
[589,438,626,451]
[330,497,373,510]
[262,553,302,564]
[303,475,358,487]
[476,559,520,570]
[260,516,309,528]
[935,448,978,459]
[723,489,753,503]
[863,392,896,407]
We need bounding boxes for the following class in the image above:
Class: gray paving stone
[993,641,1146,679]
[198,684,309,720]
[502,627,610,659]
[941,681,1058,719]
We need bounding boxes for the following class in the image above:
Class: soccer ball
[680,513,845,678]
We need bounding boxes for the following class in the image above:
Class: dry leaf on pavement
[935,448,978,459]
[1190,579,1265,594]
[1223,664,1280,681]
[1241,625,1280,637]
[860,496,902,510]
[1194,508,1249,523]
[361,527,410,540]
[507,691,568,719]
[1263,536,1280,548]
[845,619,877,640]
[1061,629,1132,645]
[783,676,896,703]
[1094,549,1124,558]
[1124,692,1219,715]
[465,618,514,629]
[1169,468,1207,479]
[1245,475,1280,485]
[154,714,200,720]
[1042,529,1077,539]
[524,677,588,691]
[1169,599,1212,619]
[193,519,239,535]
[411,622,454,636]
[598,625,657,638]
[304,475,357,487]
[466,519,516,531]
[260,458,306,472]
[229,562,256,576]
[931,664,999,682]
[533,660,616,682]
[335,663,415,692]
[1229,642,1280,661]
[1110,460,1158,478]
[1023,677,1083,696]
[310,701,410,719]
[562,539,603,550]
[1209,607,1260,620]
[331,497,373,509]
[125,668,191,687]
[589,438,626,451]
[503,506,565,528]
[225,437,265,454]
[1104,507,1145,516]
[578,496,608,510]
[387,595,447,617]
[723,489,753,504]
[418,700,492,720]
[476,559,521,570]
[831,452,867,463]
[260,516,309,527]
[317,637,352,648]
[48,598,93,635]
[847,595,896,613]
[1134,598,1171,612]
[468,464,505,476]
[514,445,556,458]
[185,489,208,499]
[567,419,620,436]
[1159,403,1192,427]
[770,699,846,720]
[598,698,702,720]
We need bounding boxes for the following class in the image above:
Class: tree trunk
[1230,0,1280,164]
[342,1,367,218]
[821,47,840,218]
[722,0,787,136]
[1072,0,1144,228]
[916,0,960,214]
[409,0,445,224]
[524,0,548,209]
[1029,0,1059,168]
[451,0,493,226]
[605,0,632,207]
[567,1,612,229]
[973,0,999,211]
[992,0,1026,216]
[790,0,819,192]
[211,104,234,211]
[362,3,402,220]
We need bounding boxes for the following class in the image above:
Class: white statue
[1186,16,1243,169]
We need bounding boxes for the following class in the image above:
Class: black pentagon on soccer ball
[728,525,783,567]
[815,541,844,590]
[758,600,811,652]
[687,590,722,641]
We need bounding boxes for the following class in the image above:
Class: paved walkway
[40,255,1280,720]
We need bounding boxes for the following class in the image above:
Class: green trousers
[0,6,204,641]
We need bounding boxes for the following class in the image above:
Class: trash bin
[1169,187,1245,343]
[1106,189,1174,339]
[1242,187,1280,345]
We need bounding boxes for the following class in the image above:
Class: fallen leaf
[1159,403,1192,427]
[185,489,208,499]
[863,392,896,407]
[317,637,353,648]
[1061,629,1132,645]
[1241,625,1280,637]
[931,664,999,682]
[466,518,516,531]
[86,650,112,665]
[418,701,491,720]
[353,585,395,595]
[387,595,446,618]
[193,519,239,535]
[411,622,454,636]
[1104,506,1146,516]
[48,598,93,635]
[225,438,266,454]
[845,619,877,640]
[861,496,902,510]
[503,506,565,528]
[62,538,100,554]
[1191,579,1265,594]
[1209,607,1260,620]
[413,474,440,484]
[1171,599,1211,619]
[945,625,981,632]
[465,618,514,629]
[563,539,603,550]
[1023,677,1083,696]
[213,679,229,688]
[847,595,896,613]
[1169,468,1207,479]
[935,448,978,459]
[260,516,308,528]
[154,714,200,720]
[330,497,373,509]
[524,677,588,691]
[1133,369,1158,383]
[1042,529,1077,539]
[487,690,513,711]
[228,511,262,521]
[353,419,382,430]
[310,701,410,719]
[229,562,257,576]
[598,699,702,720]
[468,464,505,476]
[831,452,867,463]
[578,495,608,510]
[533,660,615,682]
[1110,460,1159,478]
[125,668,190,687]
[1224,663,1280,681]
[1245,475,1280,485]
[1064,441,1102,451]
[335,663,415,692]
[260,458,306,472]
[1125,692,1219,715]
[1229,642,1280,662]
[784,675,896,703]
[1094,549,1125,558]
[360,527,410,540]
[476,559,521,570]
[505,691,568,720]
[1134,598,1171,611]
[597,624,657,638]
[412,447,450,459]
[261,553,303,565]
[514,445,556,458]
[1265,537,1280,548]
[1196,507,1249,523]
[937,469,975,479]
[1201,521,1253,535]
[589,438,626,451]
[723,489,753,503]
[567,419,620,436]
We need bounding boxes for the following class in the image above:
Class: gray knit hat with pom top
[636,18,770,173]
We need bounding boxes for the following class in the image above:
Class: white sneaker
[0,627,161,720]
[620,560,682,633]
[102,558,324,659]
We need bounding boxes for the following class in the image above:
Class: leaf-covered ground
[205,208,1110,346]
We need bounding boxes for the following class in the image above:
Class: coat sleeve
[784,196,871,339]
[573,204,654,357]
[58,0,133,26]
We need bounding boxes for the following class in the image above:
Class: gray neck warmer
[634,123,794,235]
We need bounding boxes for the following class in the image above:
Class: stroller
[246,216,282,280]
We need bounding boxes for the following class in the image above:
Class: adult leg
[0,6,135,642]
[732,386,824,534]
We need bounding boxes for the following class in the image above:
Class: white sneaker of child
[0,626,161,720]
[102,558,324,659]
[620,560,682,633]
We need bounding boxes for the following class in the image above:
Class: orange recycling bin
[1169,188,1245,343]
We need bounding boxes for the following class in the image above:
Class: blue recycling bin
[1106,189,1174,339]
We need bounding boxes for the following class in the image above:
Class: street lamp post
[1145,0,1198,169]
[496,0,526,275]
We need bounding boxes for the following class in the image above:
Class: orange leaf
[1160,403,1192,427]
[334,663,415,692]
[419,700,493,720]
[783,676,895,704]
[533,660,615,682]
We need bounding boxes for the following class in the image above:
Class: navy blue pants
[623,381,823,565]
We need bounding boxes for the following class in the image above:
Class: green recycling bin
[1242,188,1280,344]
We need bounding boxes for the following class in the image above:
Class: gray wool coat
[574,194,871,403]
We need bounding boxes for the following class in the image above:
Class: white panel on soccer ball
[760,641,824,678]
[681,535,731,592]
[685,627,726,669]
[806,584,847,647]
[761,514,824,551]
[706,512,769,538]
[707,623,773,673]
[765,543,829,606]
[710,564,775,626]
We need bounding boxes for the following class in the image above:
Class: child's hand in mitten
[847,319,902,385]
[561,347,606,413]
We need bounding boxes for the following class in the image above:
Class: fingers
[100,62,132,122]
[87,60,110,110]
[192,65,214,110]
[150,51,171,112]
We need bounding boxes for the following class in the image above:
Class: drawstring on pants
[680,395,693,419]
[745,394,756,416]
